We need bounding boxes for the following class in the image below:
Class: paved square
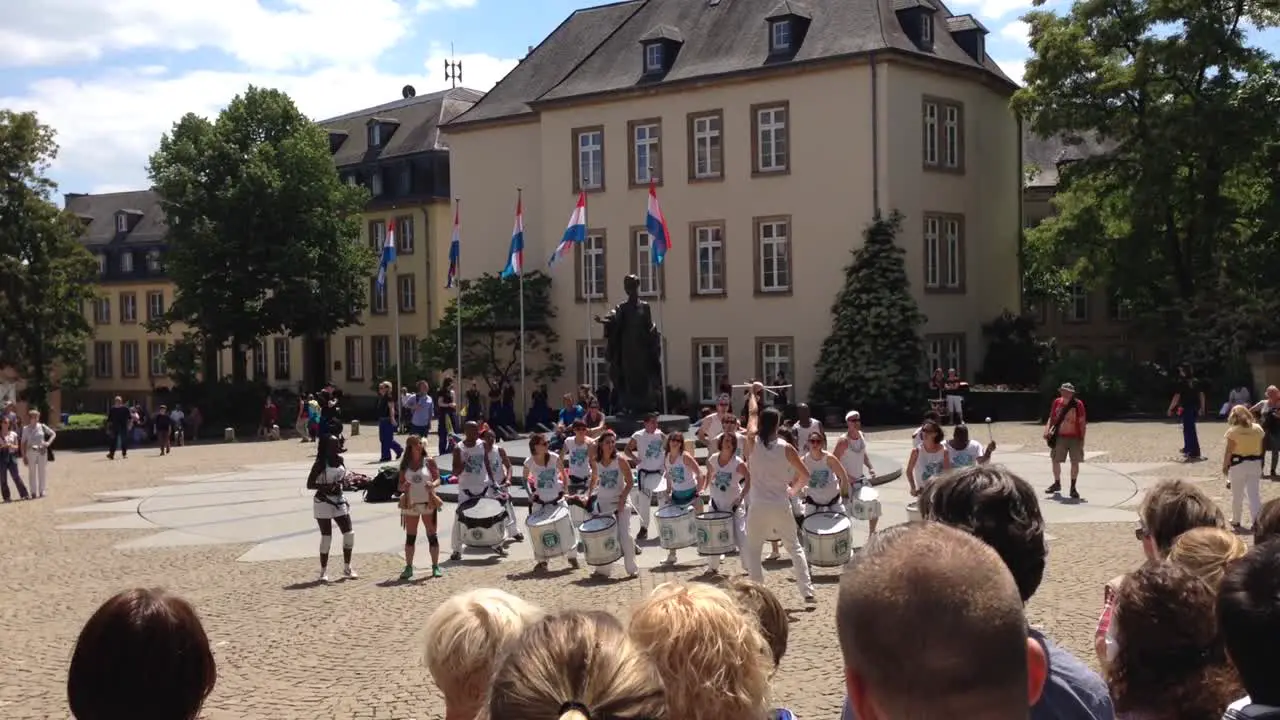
[0,420,1264,719]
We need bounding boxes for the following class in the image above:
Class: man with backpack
[1044,383,1086,500]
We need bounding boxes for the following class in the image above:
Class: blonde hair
[488,610,665,720]
[725,577,788,670]
[422,588,542,705]
[628,582,772,720]
[1167,527,1248,587]
[1227,404,1256,427]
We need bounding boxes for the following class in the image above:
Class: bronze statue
[595,274,663,414]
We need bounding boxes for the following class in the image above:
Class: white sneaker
[343,565,358,579]
[319,570,331,583]
[665,550,677,564]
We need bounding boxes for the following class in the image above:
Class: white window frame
[253,341,268,378]
[346,337,364,380]
[146,249,161,272]
[692,114,722,179]
[94,342,112,378]
[115,214,127,232]
[758,220,790,292]
[644,43,664,72]
[273,338,291,379]
[148,341,166,377]
[921,15,933,43]
[399,335,418,369]
[121,294,137,323]
[583,342,607,390]
[944,218,961,288]
[634,230,659,297]
[370,171,384,197]
[771,20,792,51]
[119,252,133,273]
[1067,283,1089,322]
[582,233,605,300]
[577,130,603,190]
[925,337,963,375]
[369,124,382,147]
[373,336,391,376]
[633,123,659,184]
[1110,292,1131,322]
[94,297,110,324]
[923,102,939,166]
[756,106,787,172]
[761,342,792,387]
[97,254,106,275]
[370,219,386,250]
[398,274,415,313]
[924,217,941,288]
[696,342,727,405]
[147,291,164,321]
[121,342,139,378]
[944,105,960,168]
[372,280,388,314]
[394,216,414,253]
[694,225,724,295]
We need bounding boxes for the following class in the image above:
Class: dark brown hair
[1139,479,1225,556]
[1217,539,1280,706]
[1108,564,1242,720]
[1254,498,1280,546]
[68,588,217,720]
[726,577,789,669]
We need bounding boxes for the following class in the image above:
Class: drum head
[581,516,616,532]
[804,511,851,533]
[696,511,732,521]
[857,486,879,502]
[529,505,560,524]
[656,504,690,519]
[466,498,503,518]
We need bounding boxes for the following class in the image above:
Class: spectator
[914,464,1114,720]
[488,610,665,720]
[1044,382,1086,498]
[405,380,434,437]
[422,588,542,720]
[1222,404,1265,530]
[1255,498,1280,545]
[1107,563,1242,720]
[1095,479,1225,665]
[629,581,777,720]
[726,577,789,673]
[1167,527,1247,587]
[1169,364,1207,461]
[106,395,132,460]
[68,588,216,720]
[1251,386,1280,477]
[837,523,1048,719]
[1217,539,1280,718]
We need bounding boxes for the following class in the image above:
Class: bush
[1041,355,1171,420]
[64,413,107,430]
[978,311,1057,386]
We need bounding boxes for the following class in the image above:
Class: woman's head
[68,588,217,720]
[27,409,39,424]
[919,420,944,446]
[596,431,618,462]
[1108,564,1242,720]
[528,433,549,458]
[758,408,782,445]
[628,582,772,720]
[400,435,424,470]
[1138,479,1225,561]
[1255,498,1280,545]
[489,610,665,720]
[482,428,496,444]
[1228,405,1255,427]
[1168,527,1248,587]
[716,431,738,457]
[806,431,827,452]
[422,588,542,712]
[665,432,685,455]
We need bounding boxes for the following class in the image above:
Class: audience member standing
[106,395,132,460]
[1044,383,1086,499]
[1250,386,1280,477]
[1169,364,1207,461]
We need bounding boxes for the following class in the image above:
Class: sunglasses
[809,437,823,445]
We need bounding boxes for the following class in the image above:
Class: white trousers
[25,450,47,497]
[946,394,964,418]
[742,501,813,598]
[593,505,639,576]
[705,509,747,572]
[1229,461,1263,525]
[631,470,665,531]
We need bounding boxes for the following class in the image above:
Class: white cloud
[996,59,1026,85]
[0,0,414,71]
[999,20,1030,44]
[1,47,518,194]
[416,0,479,10]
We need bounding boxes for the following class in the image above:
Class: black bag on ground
[364,466,400,503]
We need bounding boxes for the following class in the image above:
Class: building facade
[443,0,1022,407]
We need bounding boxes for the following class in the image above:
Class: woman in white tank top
[907,420,951,500]
[449,421,505,562]
[799,432,849,515]
[397,435,442,580]
[482,427,522,542]
[660,432,703,564]
[834,411,881,533]
[701,433,750,575]
[523,433,580,572]
[586,431,639,578]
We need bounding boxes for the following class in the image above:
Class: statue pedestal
[605,413,690,437]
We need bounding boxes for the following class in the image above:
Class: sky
[0,0,1213,199]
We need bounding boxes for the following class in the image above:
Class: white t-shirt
[169,409,185,425]
[595,457,625,507]
[630,429,665,472]
[946,440,985,468]
[486,448,505,484]
[837,434,867,482]
[792,420,825,449]
[20,423,51,451]
[748,439,794,506]
[563,436,593,480]
[802,452,839,504]
[665,454,697,494]
[526,452,563,503]
[706,454,744,511]
[915,446,948,488]
[1,429,18,453]
[456,442,489,496]
[403,462,434,505]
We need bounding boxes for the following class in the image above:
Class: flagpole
[392,224,402,412]
[517,188,527,428]
[650,170,669,416]
[582,184,592,395]
[454,198,462,397]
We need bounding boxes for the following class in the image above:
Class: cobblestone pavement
[1,419,1275,720]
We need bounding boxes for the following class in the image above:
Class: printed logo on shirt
[714,470,733,493]
[570,447,589,465]
[600,468,620,489]
[923,461,944,483]
[644,441,661,459]
[463,454,485,474]
[808,468,831,488]
[537,468,557,489]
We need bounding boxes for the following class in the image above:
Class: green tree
[0,111,100,417]
[147,85,374,383]
[809,212,927,422]
[419,271,564,392]
[1014,0,1280,364]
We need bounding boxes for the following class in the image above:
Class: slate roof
[945,14,987,32]
[319,87,484,167]
[1023,131,1116,188]
[63,190,167,247]
[446,0,1011,128]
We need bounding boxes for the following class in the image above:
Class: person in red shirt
[1044,382,1086,499]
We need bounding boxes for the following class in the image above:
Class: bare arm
[43,425,56,445]
[499,449,512,484]
[828,454,850,498]
[906,448,920,493]
[736,465,751,505]
[617,458,634,513]
[624,437,639,464]
[1223,436,1236,476]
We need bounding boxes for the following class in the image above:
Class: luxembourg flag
[445,206,460,289]
[376,221,397,288]
[646,181,671,265]
[501,196,524,278]
[547,191,587,269]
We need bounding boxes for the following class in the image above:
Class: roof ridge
[317,87,478,125]
[531,0,648,104]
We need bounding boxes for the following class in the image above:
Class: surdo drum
[526,504,574,560]
[579,515,622,566]
[851,485,883,521]
[458,497,508,548]
[695,511,736,556]
[803,511,853,567]
[656,504,697,550]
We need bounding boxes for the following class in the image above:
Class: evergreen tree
[809,212,927,422]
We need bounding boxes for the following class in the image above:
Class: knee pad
[405,534,417,546]
[427,534,439,548]
[342,531,355,549]
[319,534,333,554]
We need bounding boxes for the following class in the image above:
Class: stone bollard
[350,421,360,436]
[223,427,235,442]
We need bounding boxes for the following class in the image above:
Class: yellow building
[441,0,1023,407]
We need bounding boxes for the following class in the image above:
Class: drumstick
[984,417,994,443]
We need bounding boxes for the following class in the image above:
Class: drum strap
[532,493,565,511]
[710,498,739,513]
[314,489,347,508]
[804,496,840,509]
[637,469,662,496]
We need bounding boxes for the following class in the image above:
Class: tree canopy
[0,110,100,415]
[147,85,374,382]
[1014,0,1280,363]
[419,272,564,391]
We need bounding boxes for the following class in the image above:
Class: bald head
[837,523,1039,719]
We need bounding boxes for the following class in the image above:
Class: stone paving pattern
[1,418,1275,720]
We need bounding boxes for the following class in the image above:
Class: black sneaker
[449,551,461,561]
[1045,483,1061,495]
[636,527,648,541]
[1069,486,1080,500]
[513,533,525,542]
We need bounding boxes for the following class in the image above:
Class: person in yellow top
[1223,404,1265,530]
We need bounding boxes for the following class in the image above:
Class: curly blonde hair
[1168,527,1248,588]
[628,582,772,720]
[422,588,542,707]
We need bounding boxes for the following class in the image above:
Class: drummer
[583,430,639,578]
[561,419,596,513]
[799,432,851,516]
[523,433,580,572]
[625,413,666,541]
[482,427,523,542]
[660,432,703,565]
[449,421,506,562]
[945,424,996,468]
[397,435,443,580]
[701,431,749,575]
[834,410,880,535]
[696,394,733,446]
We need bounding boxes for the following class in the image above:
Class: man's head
[462,420,479,442]
[561,393,574,408]
[1217,539,1280,706]
[417,380,429,394]
[1255,498,1280,546]
[1059,383,1075,400]
[919,465,1046,603]
[951,424,970,445]
[797,404,810,422]
[644,412,659,431]
[837,523,1046,720]
[1137,479,1225,562]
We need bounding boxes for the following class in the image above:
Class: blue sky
[1,0,1270,198]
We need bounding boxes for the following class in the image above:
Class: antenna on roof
[444,42,462,89]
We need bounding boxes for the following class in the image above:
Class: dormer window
[369,124,382,148]
[644,42,664,73]
[637,25,683,78]
[115,213,127,232]
[920,15,932,44]
[371,171,383,197]
[770,20,792,52]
